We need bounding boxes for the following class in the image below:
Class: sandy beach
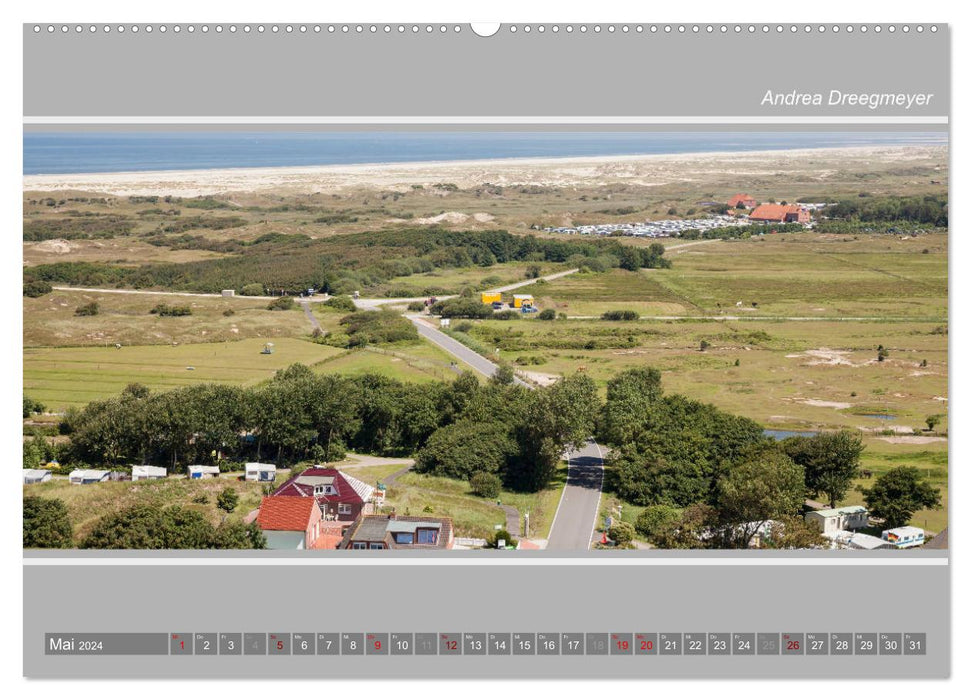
[22,144,946,198]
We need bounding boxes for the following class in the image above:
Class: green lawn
[24,337,345,410]
[312,343,458,384]
[390,464,568,540]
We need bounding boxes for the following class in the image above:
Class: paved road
[51,285,276,301]
[409,314,602,549]
[407,315,531,387]
[355,268,580,309]
[546,440,605,551]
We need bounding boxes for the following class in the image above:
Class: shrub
[538,308,556,321]
[470,472,503,499]
[240,283,265,296]
[487,528,518,549]
[635,505,682,542]
[406,301,425,312]
[23,280,53,297]
[23,496,73,548]
[608,521,636,546]
[601,310,640,321]
[324,295,357,312]
[267,296,296,311]
[150,303,192,317]
[222,308,236,316]
[74,301,100,317]
[217,487,239,513]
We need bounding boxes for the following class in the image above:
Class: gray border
[23,24,949,118]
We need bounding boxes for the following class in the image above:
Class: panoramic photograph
[21,130,948,551]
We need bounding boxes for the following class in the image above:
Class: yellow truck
[481,291,502,305]
[513,294,534,309]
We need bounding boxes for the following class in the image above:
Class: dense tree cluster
[24,228,669,296]
[822,194,947,227]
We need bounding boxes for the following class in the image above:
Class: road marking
[586,441,605,549]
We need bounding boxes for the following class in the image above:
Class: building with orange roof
[749,203,811,224]
[256,495,323,550]
[727,193,757,209]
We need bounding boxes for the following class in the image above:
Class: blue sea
[22,131,946,176]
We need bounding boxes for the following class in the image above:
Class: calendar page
[21,21,949,679]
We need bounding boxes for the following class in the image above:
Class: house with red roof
[748,203,811,224]
[256,496,324,550]
[271,467,375,523]
[727,193,757,209]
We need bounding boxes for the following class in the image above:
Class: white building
[22,469,52,484]
[805,505,869,534]
[68,469,110,485]
[824,530,892,550]
[882,526,925,549]
[131,465,167,481]
[188,465,220,479]
[245,462,277,482]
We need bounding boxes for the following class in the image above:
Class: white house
[131,465,167,481]
[22,469,52,484]
[882,526,925,549]
[245,462,277,482]
[188,465,220,479]
[805,505,869,534]
[68,469,110,485]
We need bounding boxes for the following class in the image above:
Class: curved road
[407,315,603,549]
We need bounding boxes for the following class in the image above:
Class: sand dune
[22,144,945,198]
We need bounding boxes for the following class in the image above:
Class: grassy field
[22,475,271,543]
[534,233,947,320]
[390,464,569,540]
[24,337,345,410]
[313,344,458,384]
[23,289,323,347]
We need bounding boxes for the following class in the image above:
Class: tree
[23,496,73,548]
[509,373,599,491]
[23,436,45,470]
[877,344,889,362]
[491,363,516,386]
[607,521,636,546]
[761,515,828,550]
[161,507,216,549]
[597,367,663,446]
[217,487,239,513]
[715,447,805,548]
[469,472,502,499]
[23,394,45,418]
[862,467,941,528]
[635,504,682,543]
[213,521,267,549]
[782,431,863,508]
[415,421,516,480]
[649,503,718,549]
[925,414,942,432]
